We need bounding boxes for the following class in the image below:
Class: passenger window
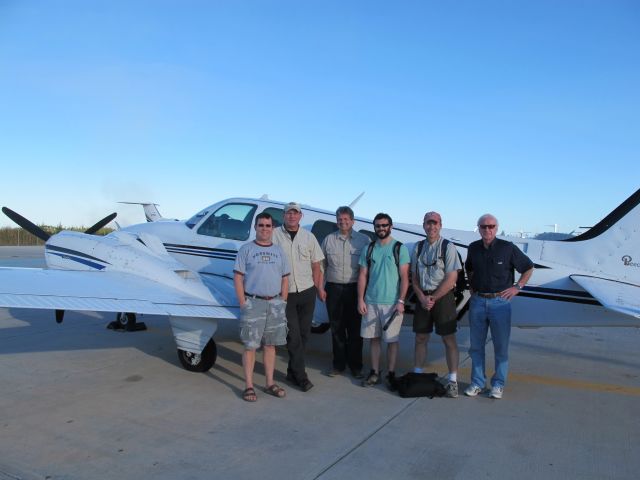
[312,220,338,245]
[359,229,377,242]
[197,203,257,240]
[262,207,284,228]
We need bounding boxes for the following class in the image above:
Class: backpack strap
[365,241,376,271]
[414,239,425,278]
[393,241,402,269]
[440,238,450,266]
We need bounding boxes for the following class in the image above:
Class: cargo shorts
[239,297,288,350]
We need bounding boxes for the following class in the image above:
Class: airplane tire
[178,339,217,372]
[116,312,137,330]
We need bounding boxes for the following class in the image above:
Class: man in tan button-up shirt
[273,202,325,392]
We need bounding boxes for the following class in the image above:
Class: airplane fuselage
[121,197,640,327]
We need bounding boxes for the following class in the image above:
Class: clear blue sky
[1,0,639,234]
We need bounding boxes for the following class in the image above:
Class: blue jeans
[468,295,512,388]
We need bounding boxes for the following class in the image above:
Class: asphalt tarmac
[0,246,638,480]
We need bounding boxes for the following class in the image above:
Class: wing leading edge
[0,267,239,319]
[570,274,640,319]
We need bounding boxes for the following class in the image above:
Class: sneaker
[326,369,343,377]
[445,381,458,398]
[351,369,365,380]
[464,384,483,397]
[362,370,381,387]
[385,371,397,392]
[489,385,503,399]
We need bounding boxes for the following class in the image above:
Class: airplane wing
[570,275,640,319]
[0,267,239,319]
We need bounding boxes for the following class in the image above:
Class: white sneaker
[464,385,482,397]
[490,385,504,399]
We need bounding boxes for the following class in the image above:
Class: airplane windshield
[186,211,208,229]
[196,203,257,241]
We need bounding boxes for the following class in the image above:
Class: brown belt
[476,292,501,299]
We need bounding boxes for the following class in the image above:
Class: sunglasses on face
[374,223,390,229]
[425,219,439,225]
[479,224,496,230]
[257,224,273,228]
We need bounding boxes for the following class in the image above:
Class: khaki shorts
[361,304,402,343]
[239,297,288,349]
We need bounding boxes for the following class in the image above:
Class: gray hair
[477,213,498,227]
[335,206,354,220]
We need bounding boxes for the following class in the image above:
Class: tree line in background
[0,226,114,246]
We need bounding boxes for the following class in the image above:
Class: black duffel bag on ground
[395,372,446,398]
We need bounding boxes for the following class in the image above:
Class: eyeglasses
[479,224,496,230]
[374,223,390,229]
[256,224,273,228]
[425,220,439,225]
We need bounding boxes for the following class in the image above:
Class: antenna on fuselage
[348,192,365,208]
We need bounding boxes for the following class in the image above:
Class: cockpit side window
[262,207,284,228]
[312,220,338,245]
[197,203,257,240]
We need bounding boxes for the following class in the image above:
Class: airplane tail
[118,202,164,222]
[541,188,640,284]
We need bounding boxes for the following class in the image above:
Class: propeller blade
[84,212,117,235]
[2,207,50,242]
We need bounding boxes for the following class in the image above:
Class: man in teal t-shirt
[357,213,410,390]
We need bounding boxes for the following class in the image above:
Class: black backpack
[394,372,446,398]
[414,238,468,304]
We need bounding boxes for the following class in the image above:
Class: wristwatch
[514,283,523,290]
[397,299,405,304]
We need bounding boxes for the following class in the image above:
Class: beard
[376,229,391,239]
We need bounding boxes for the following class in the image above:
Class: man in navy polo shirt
[464,213,533,399]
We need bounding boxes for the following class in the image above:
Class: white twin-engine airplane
[1,188,639,373]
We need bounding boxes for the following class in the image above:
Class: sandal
[242,387,257,402]
[264,384,286,398]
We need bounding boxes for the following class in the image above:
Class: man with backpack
[357,213,410,389]
[410,211,462,398]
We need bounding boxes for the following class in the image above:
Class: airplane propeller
[2,207,51,242]
[85,212,117,235]
[2,206,117,241]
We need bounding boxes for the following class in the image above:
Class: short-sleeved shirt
[465,238,533,293]
[273,226,325,293]
[411,237,462,291]
[233,241,290,297]
[322,230,370,284]
[358,239,410,305]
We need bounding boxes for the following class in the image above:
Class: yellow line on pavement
[508,373,640,397]
[429,364,640,397]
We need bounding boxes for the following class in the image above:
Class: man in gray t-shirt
[234,212,290,402]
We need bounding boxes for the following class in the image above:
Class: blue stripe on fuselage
[48,251,107,270]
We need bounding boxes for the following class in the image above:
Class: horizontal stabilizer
[570,275,640,319]
[0,267,239,319]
